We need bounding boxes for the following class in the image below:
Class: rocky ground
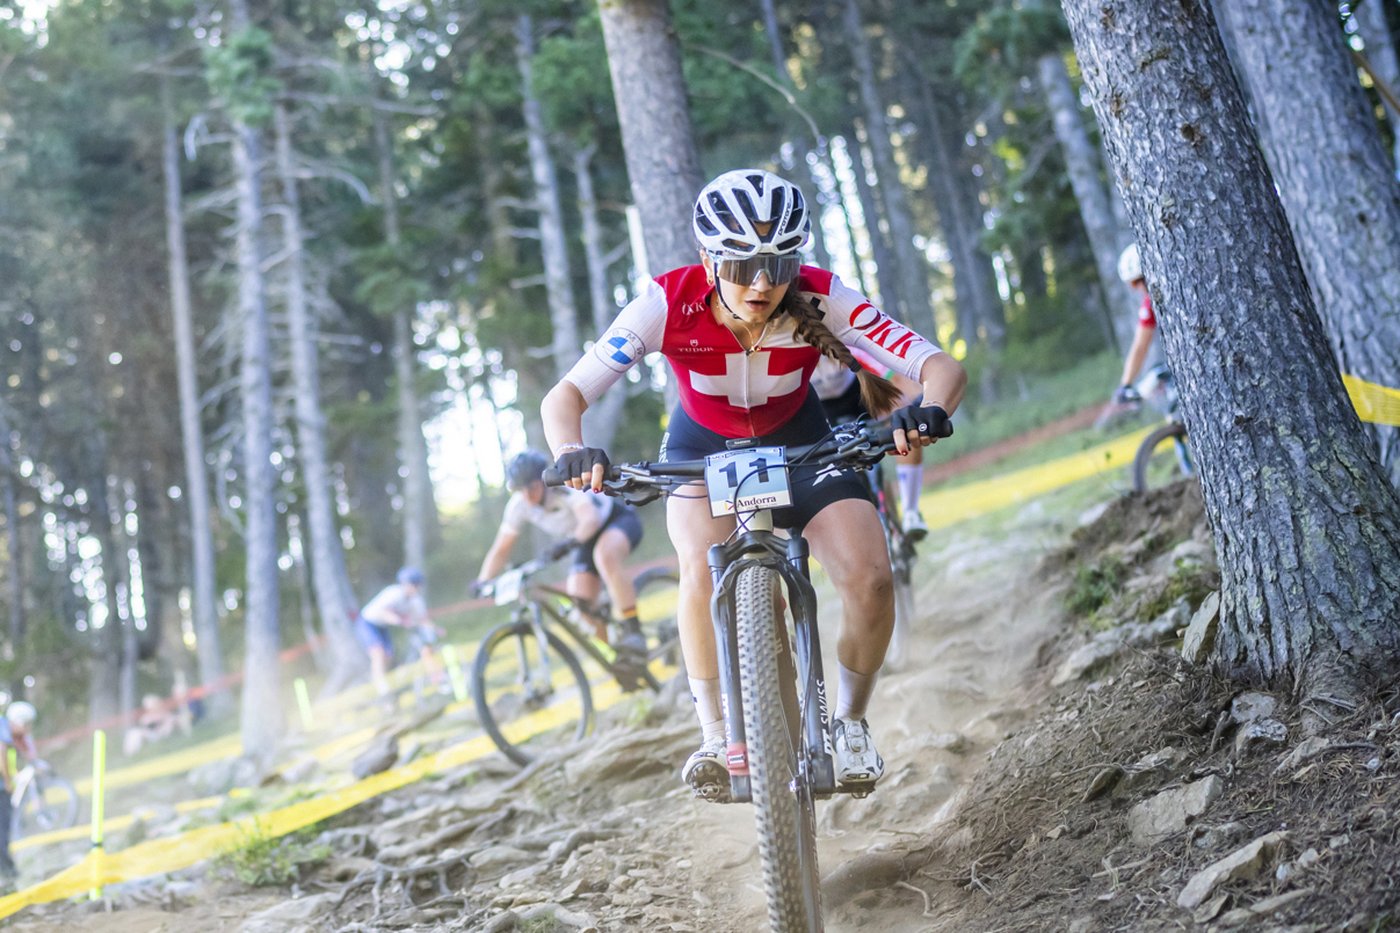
[13,476,1400,931]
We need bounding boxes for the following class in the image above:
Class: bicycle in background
[471,559,680,766]
[1129,365,1193,492]
[551,418,904,932]
[10,759,78,840]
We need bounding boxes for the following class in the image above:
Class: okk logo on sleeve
[595,327,646,373]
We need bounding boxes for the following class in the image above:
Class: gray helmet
[506,449,550,491]
[396,566,425,587]
[5,700,36,727]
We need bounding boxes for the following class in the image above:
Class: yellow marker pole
[441,645,469,702]
[293,678,315,731]
[5,748,14,776]
[89,730,107,901]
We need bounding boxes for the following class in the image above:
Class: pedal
[691,780,733,804]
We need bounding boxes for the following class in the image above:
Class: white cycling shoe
[901,510,929,542]
[832,717,885,789]
[681,735,731,803]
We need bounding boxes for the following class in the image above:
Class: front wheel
[735,566,823,932]
[471,617,593,767]
[1132,421,1193,493]
[12,773,80,840]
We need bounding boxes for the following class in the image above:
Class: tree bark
[1037,48,1135,348]
[574,146,626,450]
[841,0,934,336]
[847,126,901,314]
[273,102,361,690]
[1353,0,1400,171]
[1216,0,1400,483]
[160,75,228,714]
[1062,0,1400,701]
[518,15,582,380]
[597,0,705,278]
[229,0,284,755]
[373,107,433,573]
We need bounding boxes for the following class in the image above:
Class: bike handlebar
[542,418,903,505]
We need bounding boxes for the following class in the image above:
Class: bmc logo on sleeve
[595,327,645,372]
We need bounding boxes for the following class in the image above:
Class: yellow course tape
[1344,374,1400,427]
[922,426,1154,530]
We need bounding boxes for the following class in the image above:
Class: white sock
[835,663,878,721]
[897,464,924,517]
[690,677,726,742]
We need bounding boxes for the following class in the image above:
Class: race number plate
[704,446,793,518]
[493,568,523,606]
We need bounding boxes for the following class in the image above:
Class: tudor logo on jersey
[594,327,646,373]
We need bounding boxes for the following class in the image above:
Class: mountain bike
[471,561,680,766]
[548,419,904,933]
[1130,366,1193,492]
[10,759,79,840]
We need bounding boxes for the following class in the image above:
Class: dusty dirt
[14,476,1400,931]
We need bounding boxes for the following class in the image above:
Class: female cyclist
[541,169,966,798]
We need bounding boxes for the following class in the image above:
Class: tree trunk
[597,0,705,277]
[373,107,433,573]
[1062,0,1400,702]
[1037,48,1135,348]
[846,127,901,314]
[905,63,1005,349]
[1217,0,1400,482]
[840,0,933,337]
[1354,0,1400,171]
[517,14,582,380]
[160,75,228,714]
[0,408,25,656]
[575,145,626,450]
[273,102,362,690]
[229,0,284,755]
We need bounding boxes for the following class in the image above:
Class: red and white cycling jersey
[563,265,940,437]
[1138,293,1156,329]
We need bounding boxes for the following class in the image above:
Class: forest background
[1,0,1397,753]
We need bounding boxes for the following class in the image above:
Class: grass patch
[1065,555,1127,620]
[215,820,331,887]
[1136,558,1218,621]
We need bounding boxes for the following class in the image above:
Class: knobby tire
[735,565,823,932]
[471,618,593,767]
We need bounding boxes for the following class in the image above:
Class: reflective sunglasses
[713,253,802,287]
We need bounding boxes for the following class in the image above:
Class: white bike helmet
[693,169,810,258]
[6,700,36,728]
[1117,243,1143,284]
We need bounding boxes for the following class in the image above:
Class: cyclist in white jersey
[539,169,966,797]
[475,450,647,657]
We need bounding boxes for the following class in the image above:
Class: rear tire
[471,618,593,767]
[632,566,681,667]
[1132,421,1192,493]
[12,774,79,840]
[735,566,823,932]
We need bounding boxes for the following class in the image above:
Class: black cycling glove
[553,446,611,489]
[1112,384,1142,405]
[469,579,490,598]
[891,402,953,443]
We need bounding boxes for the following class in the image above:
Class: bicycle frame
[707,510,839,804]
[9,765,35,809]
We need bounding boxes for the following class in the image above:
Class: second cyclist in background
[474,450,648,668]
[357,567,446,700]
[812,350,929,540]
[1111,242,1159,406]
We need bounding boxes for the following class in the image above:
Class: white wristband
[554,442,585,456]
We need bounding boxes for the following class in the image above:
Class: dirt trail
[9,483,1103,933]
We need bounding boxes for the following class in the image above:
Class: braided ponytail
[782,294,906,417]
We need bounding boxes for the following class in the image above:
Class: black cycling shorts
[568,505,643,576]
[659,389,872,531]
